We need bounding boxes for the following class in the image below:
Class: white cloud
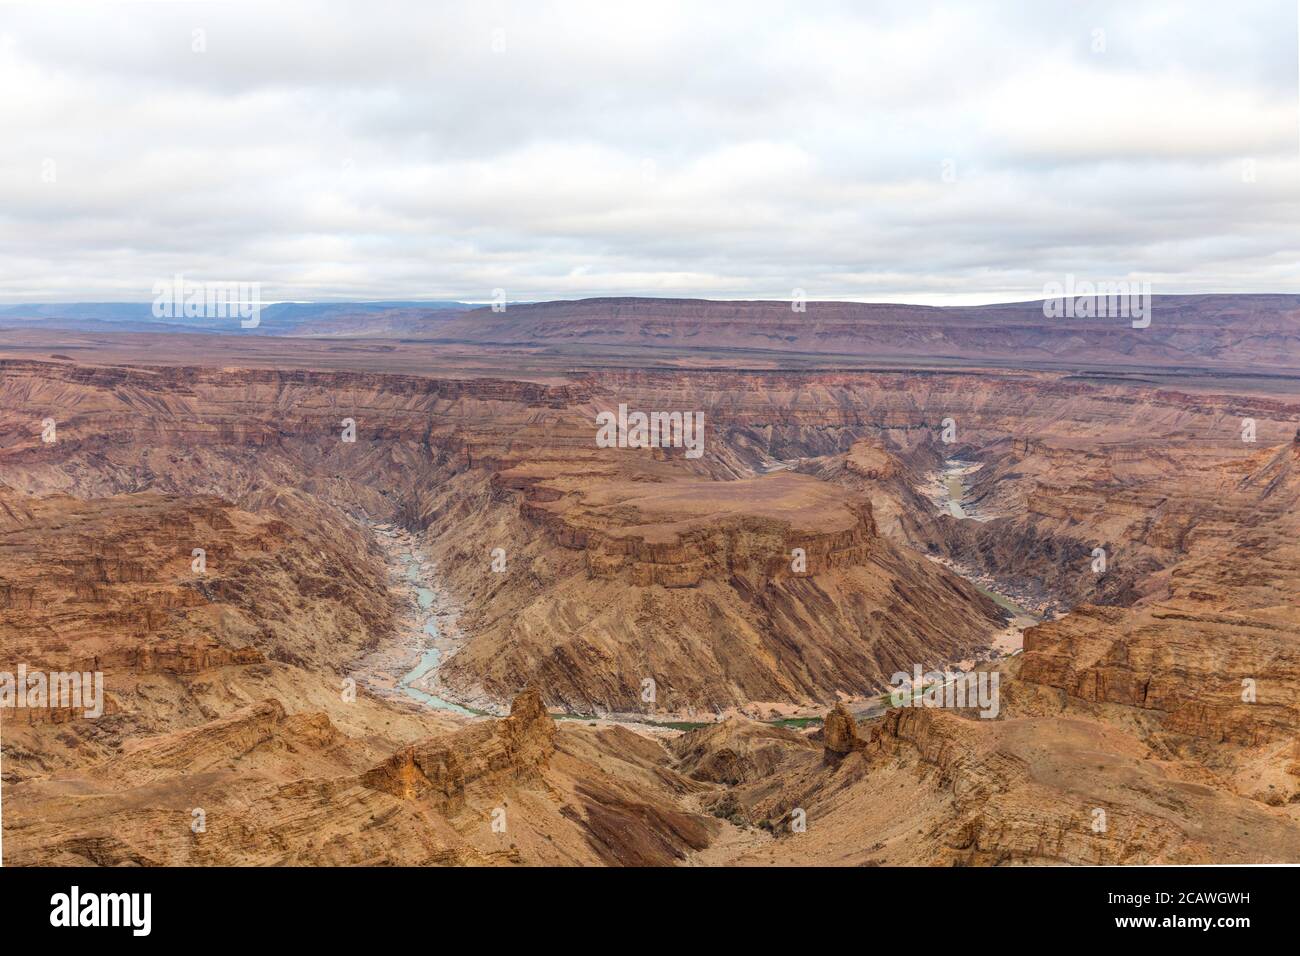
[0,0,1296,303]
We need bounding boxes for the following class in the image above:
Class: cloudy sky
[1,0,1297,304]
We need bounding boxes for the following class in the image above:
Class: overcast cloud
[1,0,1297,304]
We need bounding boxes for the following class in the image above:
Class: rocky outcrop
[432,470,1005,712]
[361,687,556,810]
[822,703,867,757]
[427,461,1004,712]
[1019,604,1300,746]
[106,699,292,778]
[522,495,876,588]
[3,685,723,866]
[670,716,815,784]
[856,700,1300,865]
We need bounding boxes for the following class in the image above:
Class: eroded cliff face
[662,681,1300,866]
[0,484,393,677]
[853,700,1300,865]
[1006,438,1300,750]
[421,463,1003,712]
[4,689,720,867]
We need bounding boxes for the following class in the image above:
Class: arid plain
[2,296,1299,866]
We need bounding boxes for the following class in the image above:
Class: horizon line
[1,290,1298,310]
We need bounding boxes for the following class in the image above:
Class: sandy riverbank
[351,523,488,719]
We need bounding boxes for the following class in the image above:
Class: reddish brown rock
[361,686,556,810]
[823,702,866,757]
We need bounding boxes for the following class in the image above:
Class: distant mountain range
[4,294,1300,371]
[428,294,1300,370]
[0,300,471,336]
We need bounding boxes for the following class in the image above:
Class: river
[932,458,989,520]
[395,556,477,715]
[353,525,481,717]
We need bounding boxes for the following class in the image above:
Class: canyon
[1,296,1299,866]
